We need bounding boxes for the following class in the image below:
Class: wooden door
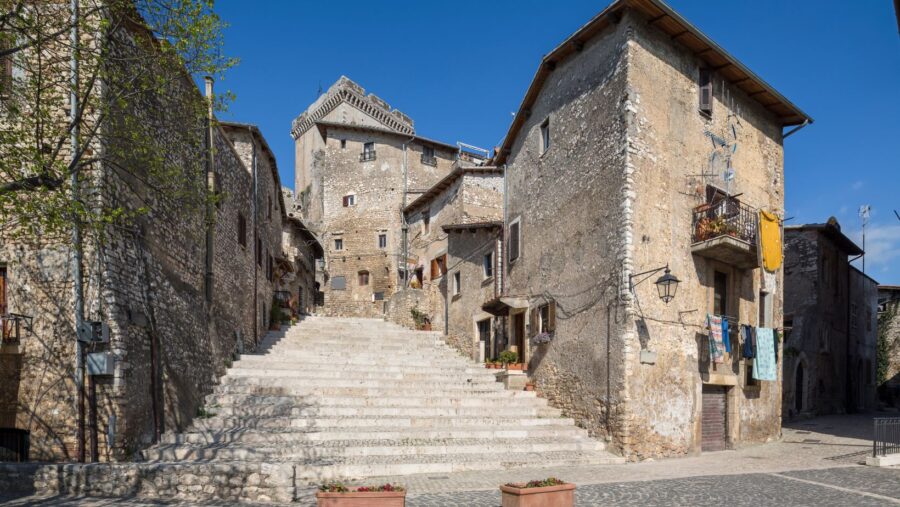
[513,313,525,361]
[701,385,727,452]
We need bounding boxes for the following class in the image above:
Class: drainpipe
[204,77,215,304]
[400,135,414,290]
[846,252,863,413]
[70,0,86,464]
[782,119,810,140]
[252,135,259,347]
[502,164,508,296]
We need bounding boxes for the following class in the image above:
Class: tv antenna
[859,205,870,273]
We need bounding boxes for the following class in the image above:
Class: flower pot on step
[316,490,406,507]
[500,482,575,507]
[507,363,525,371]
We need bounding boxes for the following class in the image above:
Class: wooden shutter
[0,267,7,314]
[509,221,520,261]
[699,68,713,115]
[342,195,349,207]
[548,301,556,332]
[430,259,439,279]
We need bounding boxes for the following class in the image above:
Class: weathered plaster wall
[623,10,785,457]
[446,229,501,360]
[503,20,631,450]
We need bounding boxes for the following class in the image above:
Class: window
[360,142,376,162]
[334,238,343,251]
[340,139,346,149]
[378,233,387,249]
[237,213,247,247]
[536,301,556,333]
[453,271,461,296]
[268,195,272,220]
[540,118,550,154]
[713,271,728,316]
[422,209,431,235]
[342,194,356,207]
[759,291,772,328]
[430,254,447,279]
[358,270,369,286]
[373,291,385,301]
[699,68,713,116]
[256,238,262,267]
[483,251,493,279]
[421,145,436,166]
[267,253,273,282]
[331,276,346,290]
[508,219,521,263]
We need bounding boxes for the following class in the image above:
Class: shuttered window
[430,254,447,279]
[699,68,713,116]
[508,220,520,262]
[358,271,369,286]
[342,194,355,207]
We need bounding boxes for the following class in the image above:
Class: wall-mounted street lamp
[629,264,680,304]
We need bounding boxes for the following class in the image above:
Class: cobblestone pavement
[2,413,897,506]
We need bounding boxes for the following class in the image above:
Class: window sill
[698,109,712,120]
[481,276,494,287]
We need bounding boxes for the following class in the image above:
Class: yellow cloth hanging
[759,210,782,272]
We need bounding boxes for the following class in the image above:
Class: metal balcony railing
[1,313,31,345]
[692,197,758,245]
[420,154,437,166]
[874,417,900,458]
[359,150,377,162]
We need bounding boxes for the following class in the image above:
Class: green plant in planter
[269,298,282,328]
[499,350,518,365]
[410,307,430,329]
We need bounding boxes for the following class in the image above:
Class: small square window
[340,139,346,149]
[373,291,385,301]
[331,276,346,290]
[334,238,343,251]
[483,252,493,279]
[378,233,387,249]
[342,194,356,207]
[540,118,550,154]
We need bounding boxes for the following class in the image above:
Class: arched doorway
[794,362,804,413]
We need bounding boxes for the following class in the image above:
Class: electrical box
[77,321,109,343]
[87,352,114,376]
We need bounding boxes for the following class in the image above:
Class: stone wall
[446,228,501,360]
[880,299,900,400]
[503,18,631,451]
[623,9,786,458]
[384,288,429,330]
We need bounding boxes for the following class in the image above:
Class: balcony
[359,150,377,162]
[691,197,759,269]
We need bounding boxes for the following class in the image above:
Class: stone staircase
[143,316,623,485]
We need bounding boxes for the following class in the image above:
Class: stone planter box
[500,482,575,507]
[316,490,406,507]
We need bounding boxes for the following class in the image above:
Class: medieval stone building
[783,220,879,419]
[0,20,321,462]
[485,0,811,459]
[291,77,465,318]
[400,165,504,359]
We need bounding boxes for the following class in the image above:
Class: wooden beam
[712,62,732,71]
[694,47,715,57]
[671,30,689,40]
[606,11,622,24]
[747,90,767,98]
[570,39,584,52]
[647,13,667,25]
[544,60,557,71]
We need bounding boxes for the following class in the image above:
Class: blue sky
[214,0,900,284]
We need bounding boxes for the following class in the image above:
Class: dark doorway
[795,363,804,413]
[513,312,525,361]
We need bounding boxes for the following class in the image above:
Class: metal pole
[70,0,86,464]
[204,77,215,303]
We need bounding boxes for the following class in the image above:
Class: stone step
[223,368,498,383]
[212,384,533,398]
[286,450,624,481]
[204,393,547,408]
[188,415,576,431]
[204,404,561,418]
[161,425,592,445]
[142,438,606,461]
[231,359,491,375]
[217,377,507,392]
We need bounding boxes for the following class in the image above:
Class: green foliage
[877,302,897,386]
[499,350,518,365]
[0,0,236,243]
[410,307,429,327]
[269,297,282,327]
[196,406,215,419]
[506,477,567,488]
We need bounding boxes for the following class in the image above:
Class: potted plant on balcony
[500,478,575,507]
[316,483,405,507]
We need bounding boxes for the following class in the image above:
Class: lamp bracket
[628,264,669,293]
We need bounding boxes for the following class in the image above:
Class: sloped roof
[403,166,502,215]
[493,0,813,165]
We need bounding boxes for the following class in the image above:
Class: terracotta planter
[316,490,406,507]
[507,363,525,371]
[500,483,575,507]
[524,383,535,392]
